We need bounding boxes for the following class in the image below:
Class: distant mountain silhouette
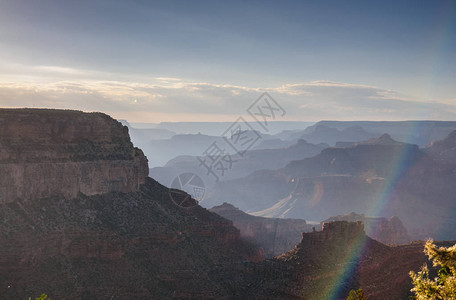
[128,120,456,167]
[296,124,377,145]
[252,138,297,150]
[205,132,456,240]
[335,133,406,148]
[120,119,176,140]
[155,121,314,136]
[424,130,456,164]
[136,133,228,167]
[303,120,456,146]
[150,139,328,187]
[363,133,405,145]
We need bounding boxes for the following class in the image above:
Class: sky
[0,0,455,122]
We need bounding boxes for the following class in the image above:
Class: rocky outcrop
[210,203,312,257]
[242,221,455,299]
[0,109,148,202]
[323,212,410,244]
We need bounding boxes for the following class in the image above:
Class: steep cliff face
[0,109,148,202]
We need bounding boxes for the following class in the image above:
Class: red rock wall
[0,109,148,202]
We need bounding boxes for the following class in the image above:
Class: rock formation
[243,221,454,299]
[0,109,148,202]
[323,212,410,244]
[296,124,377,146]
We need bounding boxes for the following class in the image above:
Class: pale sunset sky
[0,0,455,122]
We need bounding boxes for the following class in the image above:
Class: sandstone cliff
[0,109,149,202]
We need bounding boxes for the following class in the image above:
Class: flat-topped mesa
[322,213,410,245]
[0,109,148,202]
[300,220,365,246]
[321,220,364,235]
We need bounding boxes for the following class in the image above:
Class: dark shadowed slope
[0,178,262,299]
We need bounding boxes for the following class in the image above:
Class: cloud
[33,65,88,75]
[0,78,455,122]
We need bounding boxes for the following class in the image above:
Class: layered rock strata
[0,109,148,202]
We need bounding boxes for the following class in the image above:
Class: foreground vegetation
[410,240,456,299]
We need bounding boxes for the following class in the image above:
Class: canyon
[206,133,456,241]
[0,108,452,299]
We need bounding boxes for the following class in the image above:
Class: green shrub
[347,288,368,300]
[410,240,456,299]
